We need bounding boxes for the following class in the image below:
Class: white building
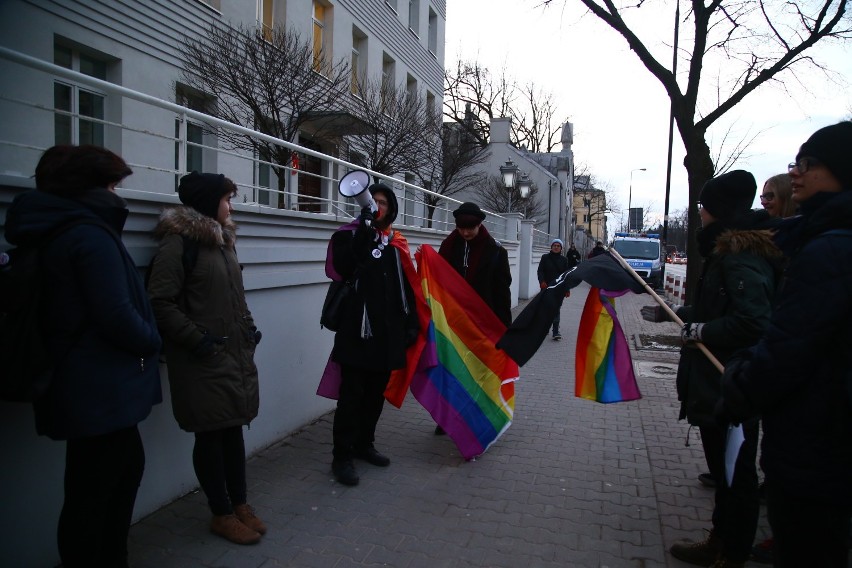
[0,1,447,565]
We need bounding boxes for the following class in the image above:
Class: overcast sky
[444,0,852,232]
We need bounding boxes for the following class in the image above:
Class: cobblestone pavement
[127,284,770,567]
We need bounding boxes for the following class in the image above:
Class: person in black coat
[537,238,570,340]
[438,202,512,326]
[720,121,852,568]
[328,184,419,486]
[588,240,606,258]
[566,243,581,268]
[4,145,162,568]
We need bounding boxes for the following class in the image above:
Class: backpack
[0,218,113,402]
[144,235,200,302]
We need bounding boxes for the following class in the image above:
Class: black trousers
[699,420,760,562]
[332,365,390,461]
[192,425,247,516]
[58,425,145,568]
[767,483,851,567]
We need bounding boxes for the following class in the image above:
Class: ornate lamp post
[500,159,519,213]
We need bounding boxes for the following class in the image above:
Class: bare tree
[416,117,490,227]
[544,0,851,298]
[346,78,433,177]
[180,23,351,205]
[444,60,568,152]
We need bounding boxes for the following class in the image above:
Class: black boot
[331,459,359,486]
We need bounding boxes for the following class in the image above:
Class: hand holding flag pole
[607,249,724,374]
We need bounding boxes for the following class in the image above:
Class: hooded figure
[325,183,420,487]
[147,171,266,545]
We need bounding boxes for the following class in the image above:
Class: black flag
[497,253,647,366]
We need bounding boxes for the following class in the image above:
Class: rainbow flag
[575,287,641,403]
[410,246,519,460]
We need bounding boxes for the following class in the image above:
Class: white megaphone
[338,169,377,222]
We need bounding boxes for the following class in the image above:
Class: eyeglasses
[788,157,820,174]
[760,192,775,202]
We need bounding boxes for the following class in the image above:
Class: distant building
[572,174,607,254]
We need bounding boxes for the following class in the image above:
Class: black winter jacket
[676,220,781,427]
[329,224,419,372]
[537,251,570,285]
[4,190,162,440]
[724,190,852,505]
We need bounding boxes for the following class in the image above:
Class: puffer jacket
[4,189,162,440]
[147,206,258,433]
[725,190,852,504]
[676,223,780,427]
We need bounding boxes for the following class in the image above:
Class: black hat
[698,170,757,221]
[178,172,231,219]
[796,121,852,189]
[452,202,486,228]
[368,183,398,226]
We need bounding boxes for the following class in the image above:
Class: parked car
[673,253,687,264]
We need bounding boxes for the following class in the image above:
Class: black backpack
[0,218,114,402]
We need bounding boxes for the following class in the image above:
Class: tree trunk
[680,126,715,305]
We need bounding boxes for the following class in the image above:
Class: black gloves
[248,326,262,345]
[716,352,755,426]
[193,333,227,358]
[359,206,374,229]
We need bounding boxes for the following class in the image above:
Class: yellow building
[572,176,607,243]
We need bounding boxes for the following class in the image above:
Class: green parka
[676,226,780,427]
[147,206,259,432]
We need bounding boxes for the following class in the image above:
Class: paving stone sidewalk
[128,284,770,568]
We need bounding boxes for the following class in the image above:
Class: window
[386,0,397,11]
[428,7,438,55]
[351,27,367,96]
[174,85,213,189]
[406,74,417,99]
[258,0,274,42]
[312,2,325,73]
[381,53,395,112]
[404,173,416,225]
[408,0,420,35]
[54,44,107,146]
[426,91,438,128]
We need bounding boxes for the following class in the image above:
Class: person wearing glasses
[759,173,797,219]
[644,170,782,568]
[719,121,852,567]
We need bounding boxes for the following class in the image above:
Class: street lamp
[499,159,530,213]
[628,167,647,231]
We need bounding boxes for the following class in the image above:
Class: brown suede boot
[210,514,261,545]
[670,530,723,566]
[234,503,267,535]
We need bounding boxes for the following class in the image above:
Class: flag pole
[607,249,724,373]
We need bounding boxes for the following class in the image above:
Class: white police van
[611,232,663,289]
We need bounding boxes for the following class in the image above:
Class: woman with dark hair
[4,145,162,568]
[147,172,264,545]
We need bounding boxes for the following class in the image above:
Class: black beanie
[178,172,230,219]
[796,121,852,190]
[698,170,757,221]
[453,202,486,228]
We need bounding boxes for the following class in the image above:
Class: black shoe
[354,445,390,467]
[434,425,446,435]
[698,472,716,488]
[331,459,359,486]
[552,333,562,341]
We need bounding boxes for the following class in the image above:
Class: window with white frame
[381,53,395,113]
[53,43,108,146]
[428,7,438,55]
[174,84,214,190]
[351,26,367,96]
[408,0,420,35]
[406,74,417,99]
[258,0,274,41]
[312,1,326,73]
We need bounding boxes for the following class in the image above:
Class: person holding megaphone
[323,180,420,487]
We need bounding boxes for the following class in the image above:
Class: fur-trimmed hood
[715,228,780,259]
[153,205,236,247]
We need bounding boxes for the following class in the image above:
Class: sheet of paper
[725,424,745,486]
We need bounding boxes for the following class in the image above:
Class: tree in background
[474,175,549,223]
[544,0,851,299]
[444,60,568,152]
[180,23,351,207]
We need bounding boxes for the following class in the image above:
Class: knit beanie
[178,172,230,219]
[551,239,564,247]
[698,170,757,222]
[796,121,852,190]
[453,202,486,228]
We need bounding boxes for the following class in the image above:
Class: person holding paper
[642,170,781,567]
